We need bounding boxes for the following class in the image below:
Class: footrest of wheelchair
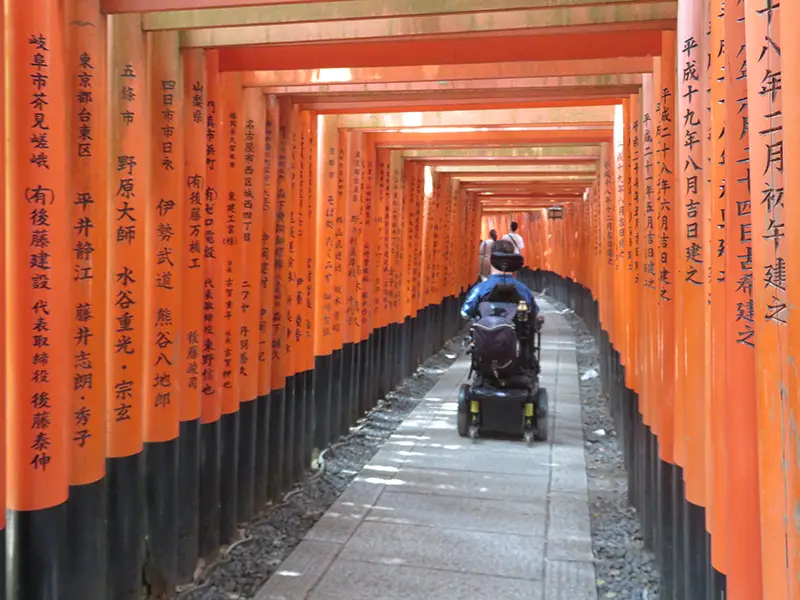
[470,386,530,403]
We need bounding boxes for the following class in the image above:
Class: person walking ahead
[503,221,524,255]
[478,229,497,281]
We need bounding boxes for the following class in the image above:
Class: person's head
[489,229,497,241]
[510,221,519,233]
[490,239,516,274]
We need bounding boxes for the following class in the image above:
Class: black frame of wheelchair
[457,251,548,445]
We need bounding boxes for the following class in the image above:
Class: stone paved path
[256,299,597,600]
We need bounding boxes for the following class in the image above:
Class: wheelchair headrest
[490,252,523,273]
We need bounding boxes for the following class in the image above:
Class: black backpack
[471,301,522,380]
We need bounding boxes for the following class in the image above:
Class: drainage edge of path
[173,333,466,600]
[540,292,661,600]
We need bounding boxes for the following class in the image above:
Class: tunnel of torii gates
[2,0,800,599]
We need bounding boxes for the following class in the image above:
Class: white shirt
[504,232,524,254]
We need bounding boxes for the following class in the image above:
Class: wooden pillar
[269,97,291,499]
[707,0,727,579]
[745,0,789,596]
[199,48,223,558]
[314,115,338,448]
[106,14,146,600]
[256,94,278,506]
[7,2,68,598]
[654,31,680,598]
[143,29,182,594]
[236,87,266,522]
[218,71,243,545]
[177,46,205,582]
[64,1,106,598]
[781,0,800,593]
[723,0,762,597]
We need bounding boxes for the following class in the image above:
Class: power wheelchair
[457,253,548,445]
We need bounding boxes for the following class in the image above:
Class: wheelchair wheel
[457,383,470,438]
[534,387,549,441]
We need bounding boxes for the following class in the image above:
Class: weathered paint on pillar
[64,11,106,595]
[708,0,727,571]
[106,14,147,600]
[723,1,762,596]
[677,0,707,505]
[745,2,788,596]
[177,45,205,582]
[199,47,223,558]
[7,1,69,597]
[657,30,677,465]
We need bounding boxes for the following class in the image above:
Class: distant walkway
[256,300,597,600]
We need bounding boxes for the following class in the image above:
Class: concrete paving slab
[339,521,546,581]
[548,492,593,541]
[307,560,544,600]
[544,560,597,599]
[255,541,342,600]
[385,466,549,503]
[366,490,547,537]
[401,445,553,476]
[305,480,386,544]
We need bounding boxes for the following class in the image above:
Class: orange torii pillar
[746,0,790,597]
[256,94,278,507]
[218,71,244,546]
[106,14,147,600]
[268,96,292,501]
[313,114,340,450]
[178,46,206,582]
[724,0,763,597]
[656,29,679,600]
[783,0,800,592]
[676,0,709,594]
[142,29,183,595]
[65,1,106,598]
[7,2,67,599]
[707,0,727,593]
[200,47,224,558]
[237,86,267,524]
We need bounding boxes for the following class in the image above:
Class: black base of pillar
[7,503,65,600]
[65,479,105,600]
[268,387,286,502]
[314,355,332,451]
[219,411,240,544]
[198,419,221,559]
[255,392,272,509]
[143,438,179,596]
[237,398,258,522]
[106,452,144,600]
[177,419,201,583]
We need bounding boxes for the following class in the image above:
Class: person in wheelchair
[460,239,543,390]
[461,239,538,320]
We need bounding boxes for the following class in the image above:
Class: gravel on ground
[540,293,661,600]
[173,334,465,600]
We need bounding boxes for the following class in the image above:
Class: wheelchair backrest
[482,281,522,305]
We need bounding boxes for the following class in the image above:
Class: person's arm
[460,281,486,319]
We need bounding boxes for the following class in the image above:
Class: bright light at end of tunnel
[424,166,433,196]
[310,68,353,83]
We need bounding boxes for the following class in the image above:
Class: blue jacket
[460,274,538,319]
